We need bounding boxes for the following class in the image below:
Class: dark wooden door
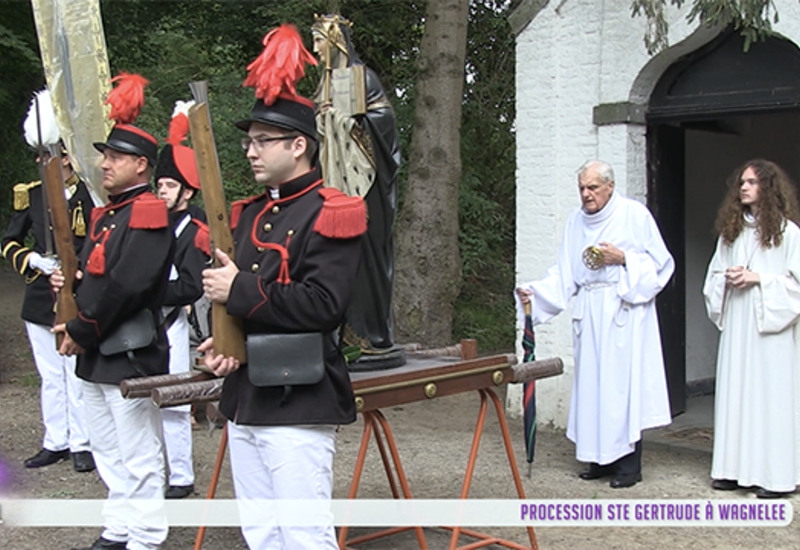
[647,123,686,416]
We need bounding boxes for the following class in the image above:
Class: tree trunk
[394,0,469,347]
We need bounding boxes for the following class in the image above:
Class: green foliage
[99,0,423,204]
[0,2,45,230]
[686,0,779,51]
[1,0,515,349]
[631,0,780,54]
[3,0,526,353]
[455,177,516,351]
[453,0,517,352]
[100,0,283,202]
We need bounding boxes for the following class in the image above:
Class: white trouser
[161,309,194,486]
[228,422,338,550]
[83,381,167,550]
[25,321,90,452]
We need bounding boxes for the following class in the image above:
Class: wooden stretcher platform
[187,341,552,550]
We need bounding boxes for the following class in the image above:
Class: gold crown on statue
[312,13,353,55]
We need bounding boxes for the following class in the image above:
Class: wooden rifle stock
[41,152,79,345]
[187,81,247,363]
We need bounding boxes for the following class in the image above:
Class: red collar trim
[249,179,323,248]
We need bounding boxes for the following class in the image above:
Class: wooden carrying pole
[120,370,213,399]
[511,357,563,383]
[152,378,225,408]
[145,356,565,409]
[188,80,247,363]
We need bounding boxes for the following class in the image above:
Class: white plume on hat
[171,99,195,119]
[23,89,61,147]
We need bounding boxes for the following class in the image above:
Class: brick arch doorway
[646,27,800,416]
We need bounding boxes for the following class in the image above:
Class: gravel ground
[0,263,797,549]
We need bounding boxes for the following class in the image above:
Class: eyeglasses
[241,135,297,151]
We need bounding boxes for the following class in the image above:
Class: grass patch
[19,372,40,388]
[453,292,515,354]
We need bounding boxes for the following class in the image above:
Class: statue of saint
[312,14,405,369]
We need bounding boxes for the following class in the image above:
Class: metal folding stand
[338,409,429,549]
[191,349,539,550]
[193,423,228,550]
[445,387,538,550]
[338,384,538,550]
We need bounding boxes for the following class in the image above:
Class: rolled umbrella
[522,301,537,477]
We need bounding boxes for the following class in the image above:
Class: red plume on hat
[242,24,317,106]
[155,100,200,191]
[94,72,158,166]
[166,100,192,147]
[106,72,149,124]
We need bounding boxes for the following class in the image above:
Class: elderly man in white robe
[703,159,800,499]
[516,160,674,488]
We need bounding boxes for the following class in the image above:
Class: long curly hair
[714,159,800,248]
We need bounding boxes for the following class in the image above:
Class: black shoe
[578,463,614,480]
[72,451,96,473]
[711,478,738,491]
[755,487,795,499]
[71,536,127,550]
[165,483,194,499]
[23,448,69,468]
[610,472,642,489]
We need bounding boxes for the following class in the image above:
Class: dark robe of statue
[312,14,404,369]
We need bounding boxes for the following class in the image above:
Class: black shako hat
[155,101,200,190]
[155,143,200,190]
[94,124,159,167]
[235,93,317,141]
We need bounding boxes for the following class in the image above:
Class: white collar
[581,191,619,225]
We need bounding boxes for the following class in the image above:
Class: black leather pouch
[246,332,325,387]
[99,309,157,356]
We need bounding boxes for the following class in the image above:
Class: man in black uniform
[1,89,95,472]
[53,115,174,550]
[199,23,366,550]
[154,102,210,499]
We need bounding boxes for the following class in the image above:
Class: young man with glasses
[199,24,367,550]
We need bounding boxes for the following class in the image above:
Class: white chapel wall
[510,0,800,427]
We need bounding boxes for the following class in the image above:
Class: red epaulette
[130,194,168,229]
[313,188,368,239]
[192,219,211,256]
[230,195,262,231]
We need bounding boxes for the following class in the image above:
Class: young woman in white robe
[703,159,800,498]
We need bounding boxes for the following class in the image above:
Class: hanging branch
[630,0,780,54]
